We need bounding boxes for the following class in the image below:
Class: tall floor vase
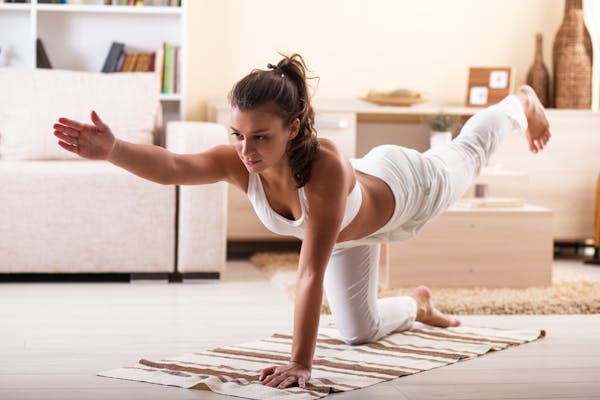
[553,0,593,108]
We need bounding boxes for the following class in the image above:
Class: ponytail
[229,53,319,188]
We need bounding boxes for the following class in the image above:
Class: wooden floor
[1,257,599,400]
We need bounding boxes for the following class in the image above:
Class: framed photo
[465,67,514,107]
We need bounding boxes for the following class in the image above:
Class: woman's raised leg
[424,85,551,211]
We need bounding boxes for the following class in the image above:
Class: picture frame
[465,67,514,107]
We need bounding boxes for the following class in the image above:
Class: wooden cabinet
[379,204,554,289]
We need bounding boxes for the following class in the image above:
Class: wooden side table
[379,204,553,289]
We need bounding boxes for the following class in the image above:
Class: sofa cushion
[0,68,160,160]
[0,160,175,272]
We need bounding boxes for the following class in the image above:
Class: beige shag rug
[250,252,600,315]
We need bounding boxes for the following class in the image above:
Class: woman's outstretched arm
[54,110,236,185]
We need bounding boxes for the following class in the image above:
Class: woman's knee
[338,324,379,345]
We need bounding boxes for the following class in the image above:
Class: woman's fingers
[298,376,306,388]
[54,130,77,146]
[264,373,288,388]
[278,376,297,389]
[259,363,309,390]
[53,123,80,138]
[261,374,274,385]
[261,369,280,386]
[57,140,79,154]
[525,134,536,153]
[90,110,107,130]
[259,367,274,381]
[265,375,287,387]
[57,117,85,131]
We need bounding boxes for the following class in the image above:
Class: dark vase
[526,33,551,107]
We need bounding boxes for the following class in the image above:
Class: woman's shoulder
[316,136,337,152]
[214,144,249,191]
[315,137,345,163]
[209,144,244,169]
[308,138,353,191]
[317,136,356,169]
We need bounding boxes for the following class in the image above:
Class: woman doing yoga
[53,54,551,390]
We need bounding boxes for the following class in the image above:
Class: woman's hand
[53,110,116,160]
[259,361,310,389]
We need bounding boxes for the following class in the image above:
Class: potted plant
[424,113,460,148]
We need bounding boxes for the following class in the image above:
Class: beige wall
[186,0,563,121]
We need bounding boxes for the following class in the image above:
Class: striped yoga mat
[98,323,545,399]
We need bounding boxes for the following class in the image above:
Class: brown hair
[228,53,319,188]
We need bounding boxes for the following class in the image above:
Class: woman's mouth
[245,159,262,166]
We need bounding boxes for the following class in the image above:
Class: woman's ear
[288,118,300,141]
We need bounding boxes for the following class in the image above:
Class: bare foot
[515,85,552,154]
[410,286,461,328]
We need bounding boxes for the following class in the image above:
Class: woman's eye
[231,132,243,140]
[255,135,266,141]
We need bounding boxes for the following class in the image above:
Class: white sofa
[0,68,227,278]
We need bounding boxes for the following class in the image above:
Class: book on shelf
[162,42,172,93]
[36,38,52,69]
[136,52,153,72]
[154,45,164,91]
[101,41,124,73]
[119,53,135,72]
[115,49,125,71]
[100,41,179,95]
[172,45,178,93]
[160,42,179,94]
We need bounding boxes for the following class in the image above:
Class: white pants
[324,95,528,345]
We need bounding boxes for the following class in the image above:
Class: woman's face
[230,105,299,174]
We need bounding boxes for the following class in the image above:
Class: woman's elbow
[296,268,325,284]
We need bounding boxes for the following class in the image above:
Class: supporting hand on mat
[53,110,116,160]
[259,361,310,389]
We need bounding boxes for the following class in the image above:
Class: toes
[528,138,538,153]
[536,139,544,150]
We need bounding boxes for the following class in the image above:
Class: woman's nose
[241,141,254,156]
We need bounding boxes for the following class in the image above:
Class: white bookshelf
[0,0,187,121]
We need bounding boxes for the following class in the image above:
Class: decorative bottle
[553,0,592,108]
[526,33,551,107]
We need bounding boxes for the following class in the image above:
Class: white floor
[1,258,599,400]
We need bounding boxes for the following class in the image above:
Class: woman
[53,54,551,390]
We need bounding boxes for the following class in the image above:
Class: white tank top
[246,173,362,239]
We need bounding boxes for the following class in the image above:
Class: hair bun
[267,63,283,75]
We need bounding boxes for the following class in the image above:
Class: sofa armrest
[166,121,228,153]
[166,121,229,274]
